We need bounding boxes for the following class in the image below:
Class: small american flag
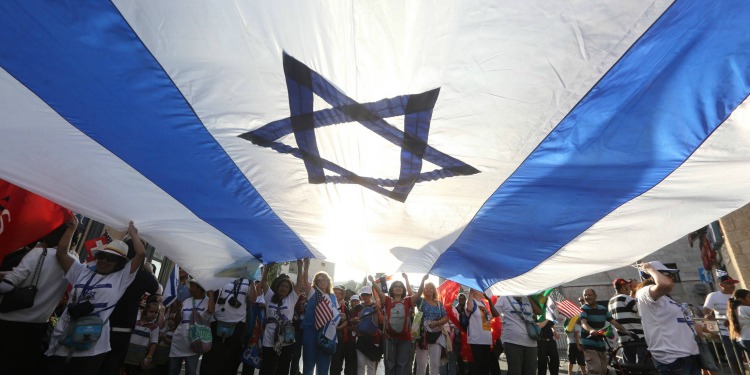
[314,286,334,330]
[550,289,583,319]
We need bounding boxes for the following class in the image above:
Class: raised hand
[65,215,78,230]
[128,221,139,237]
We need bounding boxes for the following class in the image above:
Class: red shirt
[384,296,413,341]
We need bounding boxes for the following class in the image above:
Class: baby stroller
[605,340,657,375]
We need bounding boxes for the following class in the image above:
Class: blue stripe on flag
[432,0,750,290]
[162,265,179,307]
[0,1,309,262]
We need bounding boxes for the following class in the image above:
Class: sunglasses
[96,253,122,263]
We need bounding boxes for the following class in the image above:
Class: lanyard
[74,272,105,305]
[231,278,243,300]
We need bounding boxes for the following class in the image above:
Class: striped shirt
[130,320,159,347]
[580,304,612,351]
[608,294,643,342]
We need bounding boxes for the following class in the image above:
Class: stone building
[718,203,750,288]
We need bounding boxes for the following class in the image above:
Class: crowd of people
[2,218,750,375]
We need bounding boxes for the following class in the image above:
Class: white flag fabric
[1,1,750,294]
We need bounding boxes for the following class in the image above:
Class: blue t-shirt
[580,304,613,351]
[417,298,446,322]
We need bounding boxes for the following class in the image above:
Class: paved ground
[188,350,741,375]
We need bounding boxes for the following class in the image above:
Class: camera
[228,296,242,309]
[68,301,94,319]
[217,297,227,305]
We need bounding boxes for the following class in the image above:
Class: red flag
[84,235,111,262]
[438,280,462,328]
[0,179,70,264]
[437,280,473,361]
[314,287,334,330]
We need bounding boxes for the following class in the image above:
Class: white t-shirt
[46,260,138,357]
[737,305,750,341]
[636,287,698,364]
[0,247,76,323]
[496,296,537,347]
[263,289,298,348]
[567,324,582,344]
[214,279,251,323]
[170,297,212,357]
[703,291,731,336]
[130,320,160,347]
[466,299,492,345]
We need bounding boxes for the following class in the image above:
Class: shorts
[568,343,585,365]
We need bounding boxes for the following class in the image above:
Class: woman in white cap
[169,277,215,375]
[352,284,383,375]
[45,218,146,375]
[635,261,699,375]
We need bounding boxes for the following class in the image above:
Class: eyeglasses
[96,253,121,263]
[315,278,327,283]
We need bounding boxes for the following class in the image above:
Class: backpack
[357,304,379,335]
[386,298,409,337]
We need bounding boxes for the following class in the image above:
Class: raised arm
[295,259,305,295]
[260,264,271,294]
[55,215,78,273]
[465,289,476,317]
[485,293,500,317]
[403,273,413,296]
[128,222,146,274]
[641,262,674,300]
[412,274,428,304]
[373,290,385,324]
[301,258,311,295]
[369,275,387,303]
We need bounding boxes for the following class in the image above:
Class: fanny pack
[60,315,105,351]
[216,321,237,340]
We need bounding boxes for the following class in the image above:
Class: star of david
[239,53,479,202]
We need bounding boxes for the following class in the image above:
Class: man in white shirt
[0,224,77,375]
[703,270,743,375]
[201,278,253,375]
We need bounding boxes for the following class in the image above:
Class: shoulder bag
[188,298,212,354]
[680,304,718,371]
[507,297,540,340]
[0,248,46,313]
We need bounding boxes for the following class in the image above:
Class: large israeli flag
[1,1,749,294]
